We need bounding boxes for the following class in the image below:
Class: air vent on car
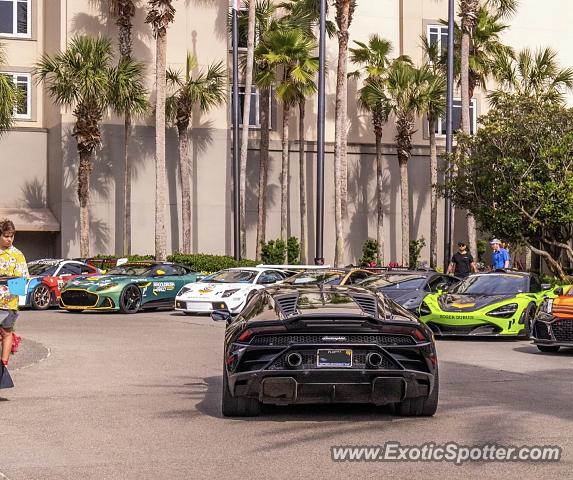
[349,293,379,318]
[274,293,299,317]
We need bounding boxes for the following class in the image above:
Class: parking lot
[1,309,572,479]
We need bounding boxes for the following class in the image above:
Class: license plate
[317,349,352,367]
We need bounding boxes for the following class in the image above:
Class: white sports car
[174,267,290,315]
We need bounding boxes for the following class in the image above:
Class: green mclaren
[418,272,563,336]
[59,262,199,313]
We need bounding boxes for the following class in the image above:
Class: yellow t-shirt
[0,246,28,310]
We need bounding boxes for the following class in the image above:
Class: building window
[1,72,31,119]
[435,99,476,135]
[427,24,448,56]
[0,0,31,38]
[238,85,272,128]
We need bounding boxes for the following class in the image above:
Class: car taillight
[382,324,429,343]
[238,329,253,342]
[412,329,427,342]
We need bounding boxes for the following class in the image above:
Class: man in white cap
[490,238,510,270]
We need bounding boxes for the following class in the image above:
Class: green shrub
[477,239,487,262]
[167,253,257,273]
[409,237,426,268]
[260,239,286,264]
[360,239,379,265]
[287,237,300,265]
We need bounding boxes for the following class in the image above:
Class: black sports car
[359,270,461,313]
[212,285,439,417]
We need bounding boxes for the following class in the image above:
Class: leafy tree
[255,27,318,251]
[359,239,378,265]
[146,0,175,261]
[420,37,446,269]
[409,237,426,268]
[488,47,573,107]
[350,34,395,265]
[260,238,287,264]
[36,36,119,257]
[166,54,226,253]
[440,95,573,280]
[287,236,300,264]
[0,42,19,136]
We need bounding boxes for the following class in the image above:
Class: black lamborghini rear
[212,285,439,417]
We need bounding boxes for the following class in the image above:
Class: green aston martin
[418,272,563,336]
[59,262,199,313]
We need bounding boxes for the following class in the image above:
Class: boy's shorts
[0,310,18,332]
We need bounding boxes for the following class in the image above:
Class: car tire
[119,285,142,314]
[31,284,52,310]
[221,365,261,417]
[537,345,560,353]
[522,303,536,337]
[395,367,439,417]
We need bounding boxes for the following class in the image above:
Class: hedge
[167,253,258,273]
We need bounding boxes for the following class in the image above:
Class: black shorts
[0,310,18,332]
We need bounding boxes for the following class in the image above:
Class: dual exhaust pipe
[284,352,384,368]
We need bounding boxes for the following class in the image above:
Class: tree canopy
[441,94,573,278]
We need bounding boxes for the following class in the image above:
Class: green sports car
[59,262,199,313]
[418,272,563,336]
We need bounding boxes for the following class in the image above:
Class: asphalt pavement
[0,309,572,480]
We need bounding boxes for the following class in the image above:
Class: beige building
[1,0,572,264]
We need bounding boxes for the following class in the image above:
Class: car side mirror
[553,287,564,296]
[541,283,552,291]
[211,309,232,323]
[436,283,449,293]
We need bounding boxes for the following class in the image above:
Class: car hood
[178,282,253,298]
[64,275,138,289]
[438,293,516,312]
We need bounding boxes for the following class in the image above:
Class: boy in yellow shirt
[0,219,28,366]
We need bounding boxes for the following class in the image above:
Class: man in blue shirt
[490,238,510,270]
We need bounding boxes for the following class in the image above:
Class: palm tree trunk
[299,100,307,265]
[281,102,290,248]
[155,33,167,261]
[255,87,270,260]
[239,0,257,258]
[461,19,478,262]
[429,117,438,269]
[78,148,91,258]
[399,158,409,267]
[123,112,132,256]
[178,122,191,253]
[334,0,353,266]
[375,131,384,266]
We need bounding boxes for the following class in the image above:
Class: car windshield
[201,270,258,284]
[361,274,426,290]
[105,264,154,276]
[28,262,59,276]
[282,271,344,286]
[452,274,528,295]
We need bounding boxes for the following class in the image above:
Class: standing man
[0,219,28,367]
[447,241,477,278]
[490,238,510,271]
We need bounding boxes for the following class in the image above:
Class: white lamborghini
[174,267,290,315]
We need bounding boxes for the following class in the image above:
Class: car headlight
[95,282,118,291]
[540,298,553,314]
[177,286,192,296]
[419,301,431,316]
[487,303,518,318]
[222,289,240,298]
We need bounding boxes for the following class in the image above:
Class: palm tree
[35,36,114,257]
[250,0,278,261]
[146,0,175,261]
[256,27,318,254]
[166,54,226,253]
[488,47,573,107]
[458,0,517,260]
[421,37,446,268]
[333,0,356,266]
[379,61,430,266]
[0,42,19,135]
[108,0,138,256]
[350,34,395,265]
[239,0,257,258]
